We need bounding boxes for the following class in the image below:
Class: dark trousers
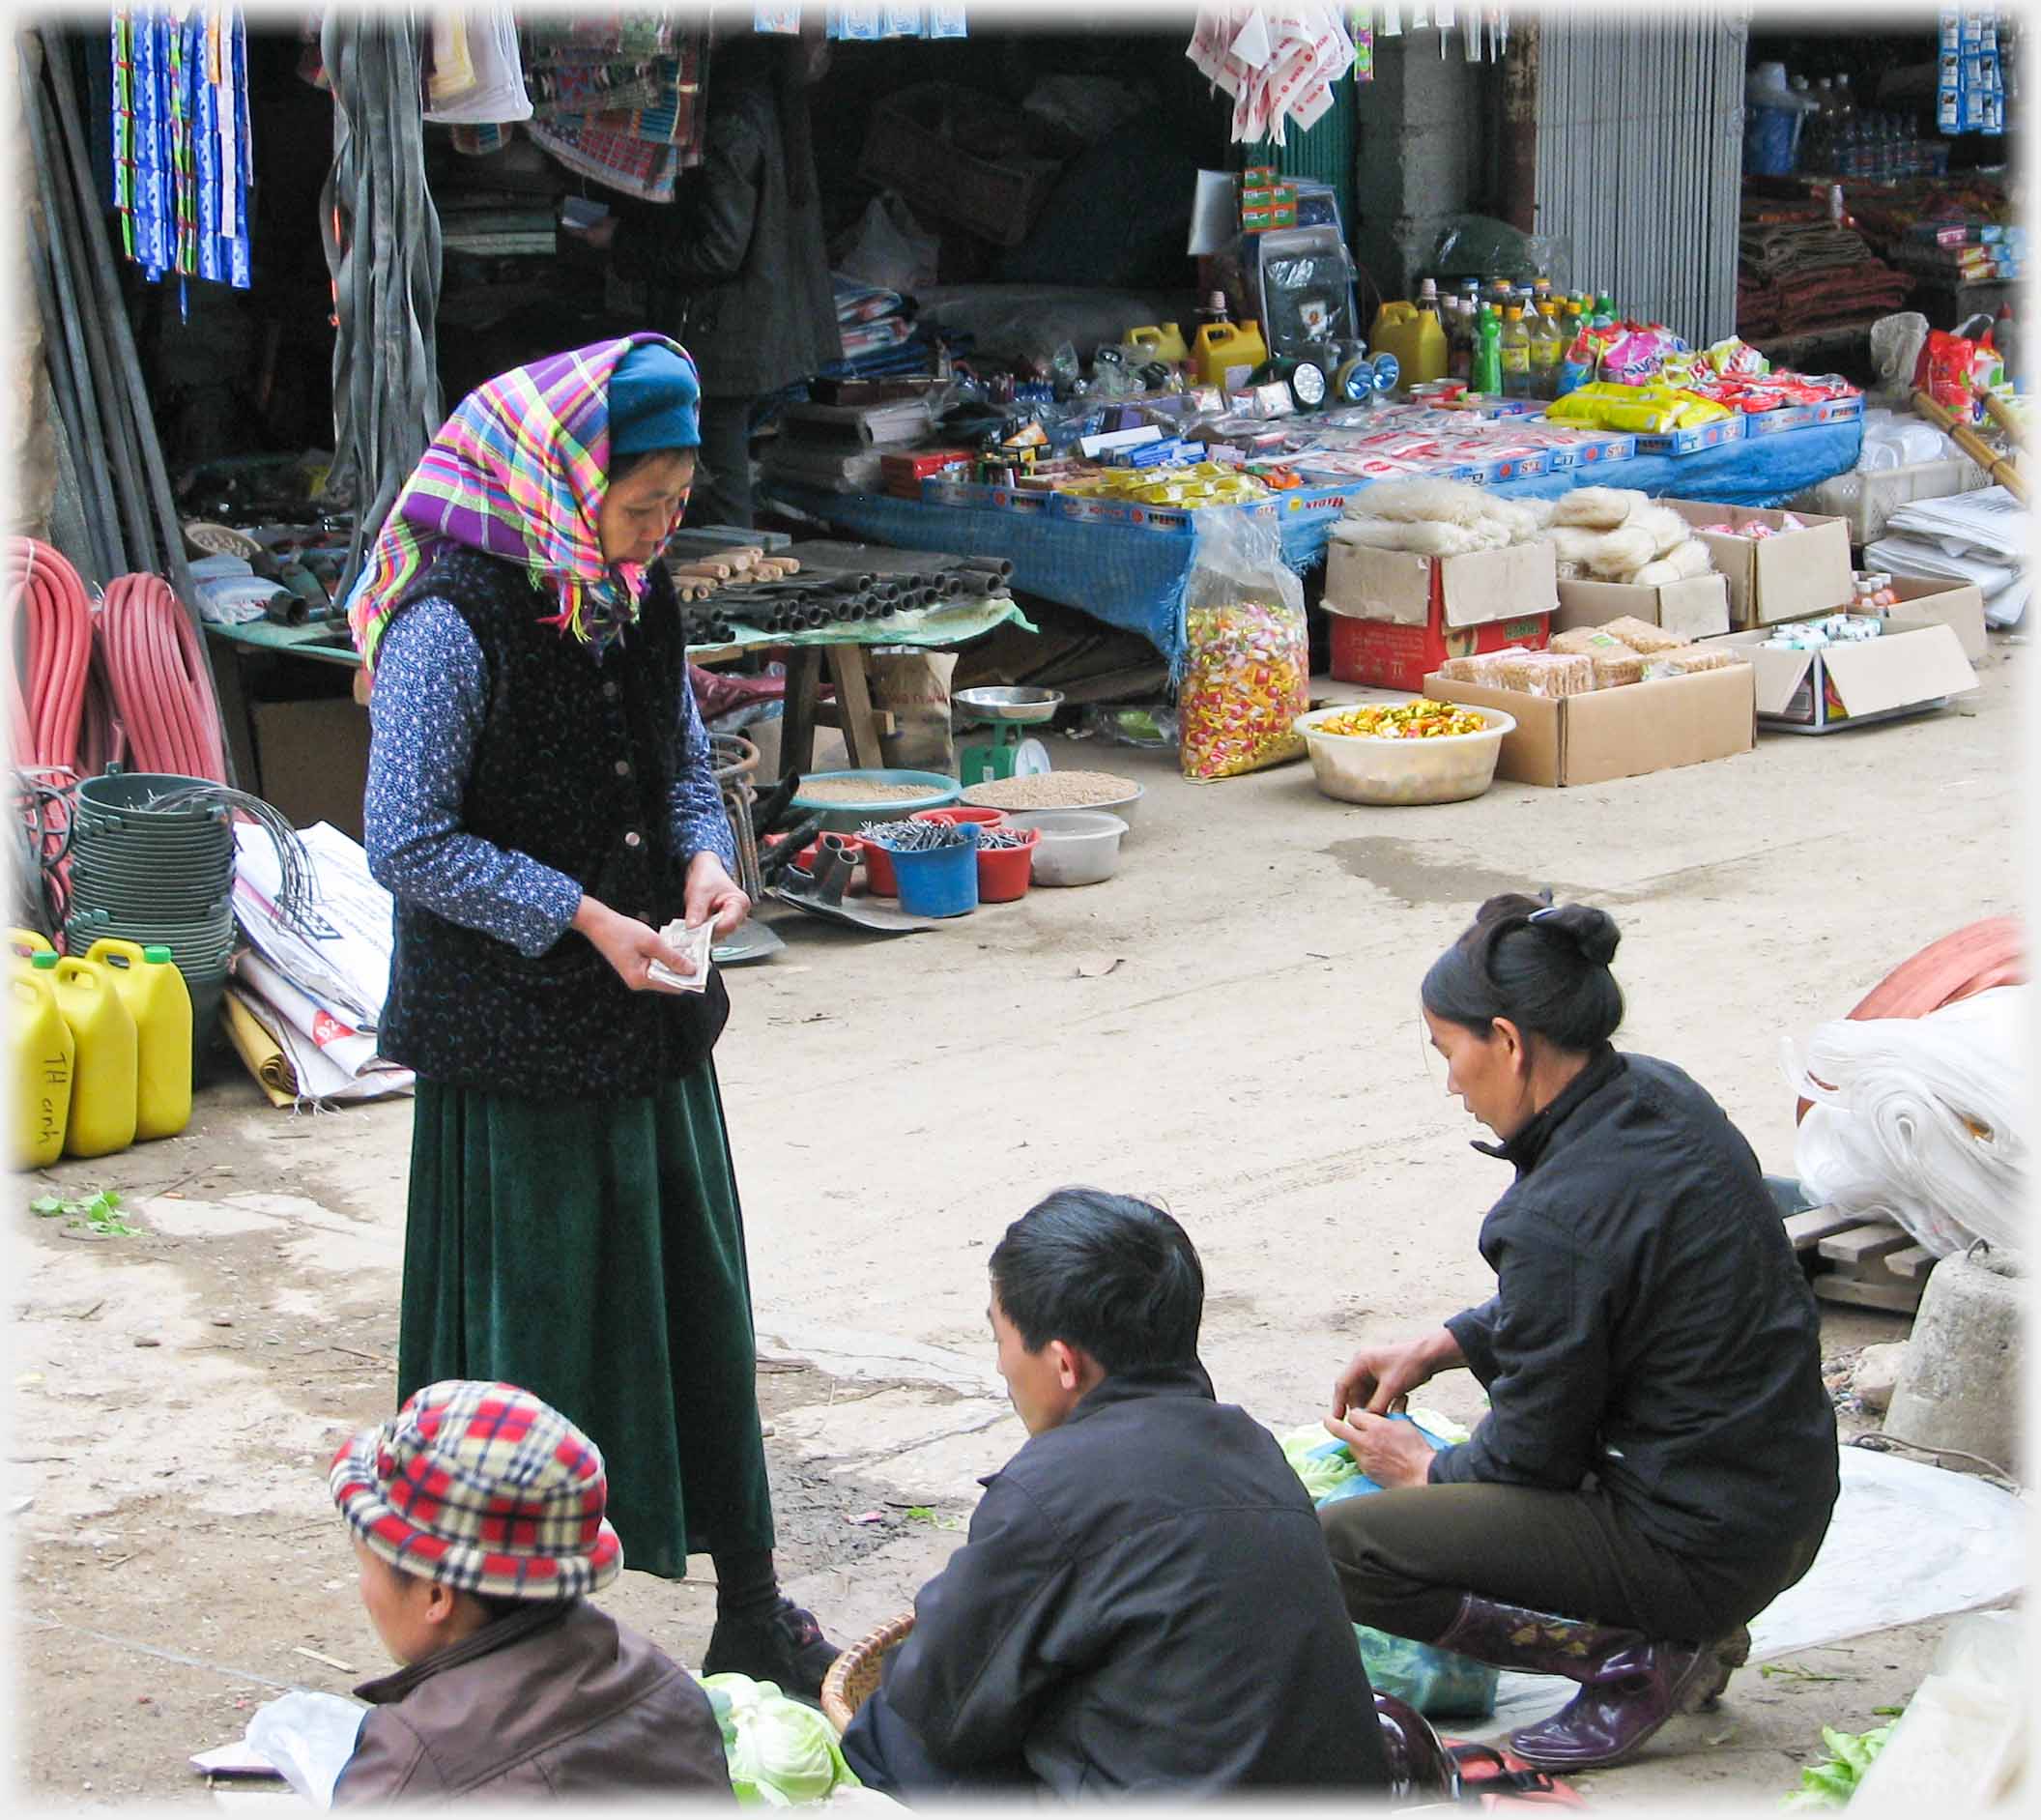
[1320,1482,1825,1647]
[840,1686,1034,1806]
[684,392,757,532]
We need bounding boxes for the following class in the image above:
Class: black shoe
[703,1598,842,1704]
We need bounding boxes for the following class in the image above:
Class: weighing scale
[953,686,1064,789]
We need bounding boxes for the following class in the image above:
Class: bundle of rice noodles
[1553,486,1648,530]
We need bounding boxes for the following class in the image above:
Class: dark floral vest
[377,548,731,1099]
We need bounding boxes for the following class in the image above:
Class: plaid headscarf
[344,333,697,672]
[330,1380,623,1600]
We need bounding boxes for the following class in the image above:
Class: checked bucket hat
[330,1380,623,1601]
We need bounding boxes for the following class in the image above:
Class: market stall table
[204,593,1033,809]
[763,416,1864,665]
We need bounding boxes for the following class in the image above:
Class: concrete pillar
[1350,38,1490,306]
[1883,1249,2026,1483]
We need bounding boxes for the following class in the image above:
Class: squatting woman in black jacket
[1319,893,1838,1773]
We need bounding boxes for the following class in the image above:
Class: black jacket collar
[1473,1044,1624,1176]
[354,1597,575,1705]
[1063,1361,1217,1428]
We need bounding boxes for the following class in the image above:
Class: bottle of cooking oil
[12,950,73,1169]
[1529,300,1564,399]
[83,938,192,1141]
[1500,305,1534,398]
[51,953,137,1158]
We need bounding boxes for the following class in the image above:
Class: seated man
[842,1189,1394,1799]
[328,1379,732,1804]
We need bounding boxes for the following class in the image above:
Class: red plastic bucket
[914,806,1008,832]
[975,825,1039,903]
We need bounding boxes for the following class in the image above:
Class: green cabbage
[1277,1426,1362,1500]
[699,1673,863,1807]
[1781,1719,1898,1808]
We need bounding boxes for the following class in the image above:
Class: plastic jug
[8,926,53,960]
[51,954,137,1158]
[1192,319,1268,390]
[12,952,74,1168]
[1368,301,1449,385]
[1126,323,1190,367]
[84,938,193,1141]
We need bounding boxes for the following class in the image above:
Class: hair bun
[1542,903,1621,968]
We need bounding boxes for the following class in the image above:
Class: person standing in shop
[347,332,840,1701]
[567,28,840,530]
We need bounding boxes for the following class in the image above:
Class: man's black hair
[989,1189,1203,1374]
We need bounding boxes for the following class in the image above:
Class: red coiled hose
[97,572,227,783]
[4,536,94,779]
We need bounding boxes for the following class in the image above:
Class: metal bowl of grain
[961,770,1144,833]
[791,768,962,833]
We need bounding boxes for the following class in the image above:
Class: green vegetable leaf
[30,1197,63,1216]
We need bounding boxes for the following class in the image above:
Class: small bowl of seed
[960,769,1144,835]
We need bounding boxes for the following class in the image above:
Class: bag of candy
[1178,508,1309,782]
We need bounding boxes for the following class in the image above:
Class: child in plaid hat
[328,1380,733,1804]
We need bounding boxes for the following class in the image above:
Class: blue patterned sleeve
[668,670,738,875]
[363,600,586,958]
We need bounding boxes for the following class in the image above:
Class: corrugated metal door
[1534,14,1748,341]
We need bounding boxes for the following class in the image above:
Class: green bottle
[1471,305,1503,395]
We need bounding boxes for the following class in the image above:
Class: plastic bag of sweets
[1178,508,1309,782]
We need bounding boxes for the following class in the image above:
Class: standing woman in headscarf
[565,23,841,529]
[347,333,840,1699]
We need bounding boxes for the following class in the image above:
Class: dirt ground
[11,640,2027,1807]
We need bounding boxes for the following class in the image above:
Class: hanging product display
[1938,4,2008,136]
[423,8,532,125]
[1187,4,1356,146]
[110,5,251,301]
[823,4,968,39]
[522,18,709,202]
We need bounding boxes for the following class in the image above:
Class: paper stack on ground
[1868,484,2031,627]
[228,823,413,1108]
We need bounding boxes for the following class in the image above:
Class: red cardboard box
[1322,539,1554,692]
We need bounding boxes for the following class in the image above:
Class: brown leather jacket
[331,1600,732,1804]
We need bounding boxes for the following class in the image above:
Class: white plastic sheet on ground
[1456,1445,2027,1742]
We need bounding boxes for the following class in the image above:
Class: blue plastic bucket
[889,827,980,918]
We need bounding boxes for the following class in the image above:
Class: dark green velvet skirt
[397,1060,774,1579]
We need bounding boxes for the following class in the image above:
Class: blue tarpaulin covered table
[764,419,1864,666]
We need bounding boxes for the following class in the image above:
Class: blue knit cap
[608,342,702,454]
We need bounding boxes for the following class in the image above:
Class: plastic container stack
[62,771,235,1060]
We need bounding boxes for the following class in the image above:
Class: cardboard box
[1661,501,1855,627]
[1323,539,1554,692]
[1700,617,1979,734]
[1554,573,1731,642]
[252,699,369,842]
[1423,662,1756,787]
[1883,576,1988,661]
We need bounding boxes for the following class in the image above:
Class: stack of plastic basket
[64,770,236,1067]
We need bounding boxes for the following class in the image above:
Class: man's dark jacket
[849,1364,1392,1798]
[1435,1046,1840,1560]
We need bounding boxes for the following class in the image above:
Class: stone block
[1883,1250,2025,1479]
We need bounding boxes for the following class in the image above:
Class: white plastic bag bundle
[1787,986,2027,1257]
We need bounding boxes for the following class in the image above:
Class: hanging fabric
[521,15,707,204]
[423,8,533,126]
[109,5,250,308]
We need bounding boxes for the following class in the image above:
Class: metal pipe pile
[676,550,1014,647]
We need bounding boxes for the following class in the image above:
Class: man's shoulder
[995,1394,1302,1532]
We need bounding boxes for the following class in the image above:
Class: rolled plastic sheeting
[1788,984,2027,1257]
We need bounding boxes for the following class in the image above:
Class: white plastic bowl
[1002,782,1144,836]
[1023,811,1129,886]
[1293,703,1517,806]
